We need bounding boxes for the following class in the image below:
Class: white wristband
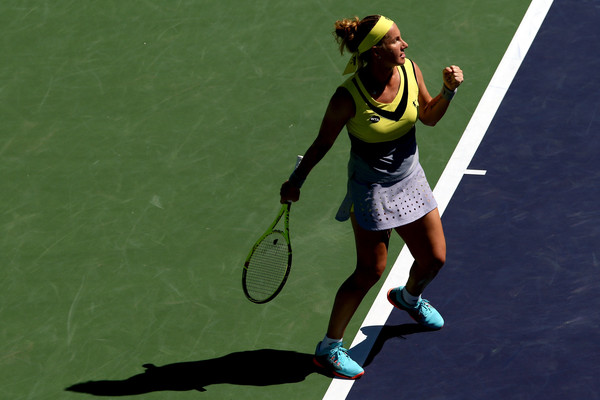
[441,85,457,101]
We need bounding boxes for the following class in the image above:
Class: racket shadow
[66,349,324,395]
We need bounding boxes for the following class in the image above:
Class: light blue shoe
[313,342,364,379]
[387,286,444,330]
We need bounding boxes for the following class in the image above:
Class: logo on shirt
[369,115,381,123]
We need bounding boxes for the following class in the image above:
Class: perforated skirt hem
[335,163,437,231]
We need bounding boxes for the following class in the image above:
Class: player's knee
[352,263,385,290]
[429,252,445,272]
[417,250,445,274]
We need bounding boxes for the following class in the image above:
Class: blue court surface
[343,1,600,399]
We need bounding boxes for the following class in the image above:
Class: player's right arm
[280,87,355,203]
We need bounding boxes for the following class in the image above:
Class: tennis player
[280,15,463,379]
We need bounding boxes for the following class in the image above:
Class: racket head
[242,229,292,304]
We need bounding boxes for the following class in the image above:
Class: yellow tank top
[341,59,419,144]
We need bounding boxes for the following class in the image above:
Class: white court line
[465,169,487,176]
[322,0,554,398]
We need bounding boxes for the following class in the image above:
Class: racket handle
[286,155,305,193]
[294,155,303,170]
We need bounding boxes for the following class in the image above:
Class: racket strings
[245,232,290,301]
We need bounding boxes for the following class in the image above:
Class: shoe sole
[312,357,364,380]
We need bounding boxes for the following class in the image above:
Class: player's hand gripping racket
[242,155,303,304]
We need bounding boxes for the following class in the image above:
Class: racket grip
[288,155,305,189]
[294,155,303,170]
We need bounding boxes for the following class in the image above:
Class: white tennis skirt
[335,162,438,231]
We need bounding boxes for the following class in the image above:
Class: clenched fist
[443,65,464,90]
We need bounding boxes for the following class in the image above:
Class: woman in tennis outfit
[280,15,463,379]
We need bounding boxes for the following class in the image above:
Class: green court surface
[1,1,529,399]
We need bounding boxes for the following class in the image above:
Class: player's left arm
[414,61,464,126]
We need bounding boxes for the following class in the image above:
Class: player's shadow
[66,326,433,395]
[66,349,323,396]
[355,323,436,367]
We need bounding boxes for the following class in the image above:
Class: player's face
[379,24,408,66]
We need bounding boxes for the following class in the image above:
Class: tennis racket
[242,155,302,304]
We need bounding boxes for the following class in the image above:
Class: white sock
[401,287,421,306]
[319,335,342,352]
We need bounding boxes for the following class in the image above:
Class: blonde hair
[333,15,381,55]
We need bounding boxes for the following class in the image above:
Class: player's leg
[314,213,390,379]
[388,208,446,329]
[326,215,391,339]
[397,207,446,294]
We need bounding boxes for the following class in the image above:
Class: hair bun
[334,17,360,54]
[333,15,380,55]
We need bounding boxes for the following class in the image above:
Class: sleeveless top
[339,58,420,183]
[341,58,419,144]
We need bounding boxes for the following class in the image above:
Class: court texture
[1,1,598,400]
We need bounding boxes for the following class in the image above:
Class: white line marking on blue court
[322,0,554,398]
[464,169,487,176]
